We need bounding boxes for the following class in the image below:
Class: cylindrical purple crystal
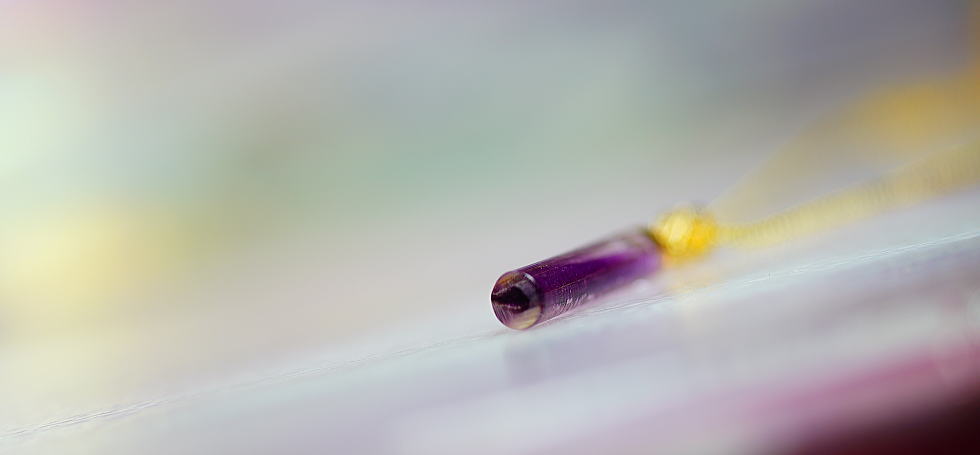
[491,228,662,329]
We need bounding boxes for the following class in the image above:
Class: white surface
[3,191,979,454]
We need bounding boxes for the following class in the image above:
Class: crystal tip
[491,272,541,330]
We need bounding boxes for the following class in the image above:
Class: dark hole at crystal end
[491,272,541,330]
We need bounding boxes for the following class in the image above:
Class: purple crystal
[491,228,662,329]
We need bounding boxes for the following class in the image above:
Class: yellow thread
[650,142,980,260]
[717,143,980,248]
[649,207,718,260]
[651,11,980,262]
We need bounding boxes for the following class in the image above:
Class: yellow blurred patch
[0,200,190,321]
[853,73,980,157]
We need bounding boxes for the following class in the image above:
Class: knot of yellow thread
[648,207,719,260]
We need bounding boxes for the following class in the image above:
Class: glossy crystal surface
[491,228,661,329]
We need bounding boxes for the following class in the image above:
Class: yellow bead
[648,207,718,260]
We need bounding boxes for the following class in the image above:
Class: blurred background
[2,1,979,453]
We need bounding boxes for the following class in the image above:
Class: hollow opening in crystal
[491,273,541,330]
